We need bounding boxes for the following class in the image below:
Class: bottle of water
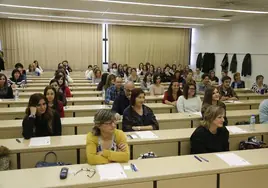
[234,82,238,89]
[249,115,256,131]
[14,88,19,100]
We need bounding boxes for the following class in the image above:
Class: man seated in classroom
[251,75,268,94]
[218,76,238,101]
[112,81,135,118]
[259,99,268,124]
[197,73,211,94]
[105,76,124,105]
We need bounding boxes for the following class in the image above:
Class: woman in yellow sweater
[86,109,130,165]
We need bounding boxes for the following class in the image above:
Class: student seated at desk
[50,79,67,106]
[22,93,62,139]
[55,74,72,98]
[105,77,124,105]
[128,68,140,83]
[92,69,102,84]
[231,72,245,89]
[209,70,219,85]
[190,105,229,154]
[85,65,93,80]
[44,86,64,118]
[197,73,211,94]
[97,73,109,91]
[202,86,228,126]
[0,73,13,99]
[15,63,27,83]
[86,109,129,165]
[103,74,116,93]
[122,88,159,132]
[27,63,42,76]
[140,72,152,91]
[33,60,43,73]
[259,99,268,124]
[112,81,135,116]
[8,69,26,88]
[163,80,182,107]
[149,74,165,96]
[62,60,72,73]
[218,76,238,101]
[251,75,268,94]
[177,83,202,113]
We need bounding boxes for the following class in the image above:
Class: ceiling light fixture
[0,4,229,21]
[0,12,204,26]
[84,0,268,14]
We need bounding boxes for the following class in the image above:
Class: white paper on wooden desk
[190,112,202,117]
[136,131,158,139]
[216,153,250,166]
[29,137,51,147]
[226,126,247,134]
[233,101,243,104]
[97,163,127,180]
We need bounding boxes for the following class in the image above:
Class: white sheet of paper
[226,126,247,134]
[29,137,51,147]
[216,153,250,166]
[123,165,131,170]
[190,112,202,117]
[233,101,243,104]
[224,100,234,103]
[136,131,158,139]
[97,163,127,180]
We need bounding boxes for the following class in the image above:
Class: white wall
[191,15,268,88]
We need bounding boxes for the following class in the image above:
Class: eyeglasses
[103,120,116,125]
[74,168,96,178]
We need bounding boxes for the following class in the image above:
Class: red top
[64,86,72,98]
[162,91,178,104]
[58,100,65,118]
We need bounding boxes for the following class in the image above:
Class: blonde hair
[201,105,225,129]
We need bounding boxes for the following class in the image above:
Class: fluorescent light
[7,16,194,28]
[0,12,204,26]
[0,4,229,21]
[85,0,268,14]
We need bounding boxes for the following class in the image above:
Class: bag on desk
[138,152,158,159]
[35,152,71,168]
[239,136,268,150]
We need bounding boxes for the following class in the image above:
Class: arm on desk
[22,117,35,139]
[102,130,130,163]
[86,134,109,165]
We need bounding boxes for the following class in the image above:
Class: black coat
[221,53,229,71]
[196,53,203,69]
[0,57,5,71]
[229,54,237,73]
[241,53,252,77]
[202,53,215,73]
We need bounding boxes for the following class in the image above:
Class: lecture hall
[1,0,268,187]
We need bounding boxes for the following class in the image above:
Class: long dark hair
[0,73,8,93]
[130,88,145,106]
[183,83,196,99]
[44,86,59,111]
[50,79,67,106]
[167,80,182,101]
[104,74,116,90]
[97,73,109,91]
[25,93,54,132]
[11,69,22,82]
[203,86,216,105]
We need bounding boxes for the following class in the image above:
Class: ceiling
[0,0,268,28]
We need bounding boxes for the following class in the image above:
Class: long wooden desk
[0,103,176,120]
[0,124,267,170]
[0,109,259,139]
[1,148,268,188]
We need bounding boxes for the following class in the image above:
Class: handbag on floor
[35,152,71,168]
[0,146,10,171]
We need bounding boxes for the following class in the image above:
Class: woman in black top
[190,105,229,154]
[0,73,13,99]
[22,93,62,139]
[122,88,159,132]
[8,69,26,87]
[50,79,67,106]
[209,70,219,85]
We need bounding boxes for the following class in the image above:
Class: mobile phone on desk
[60,167,69,179]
